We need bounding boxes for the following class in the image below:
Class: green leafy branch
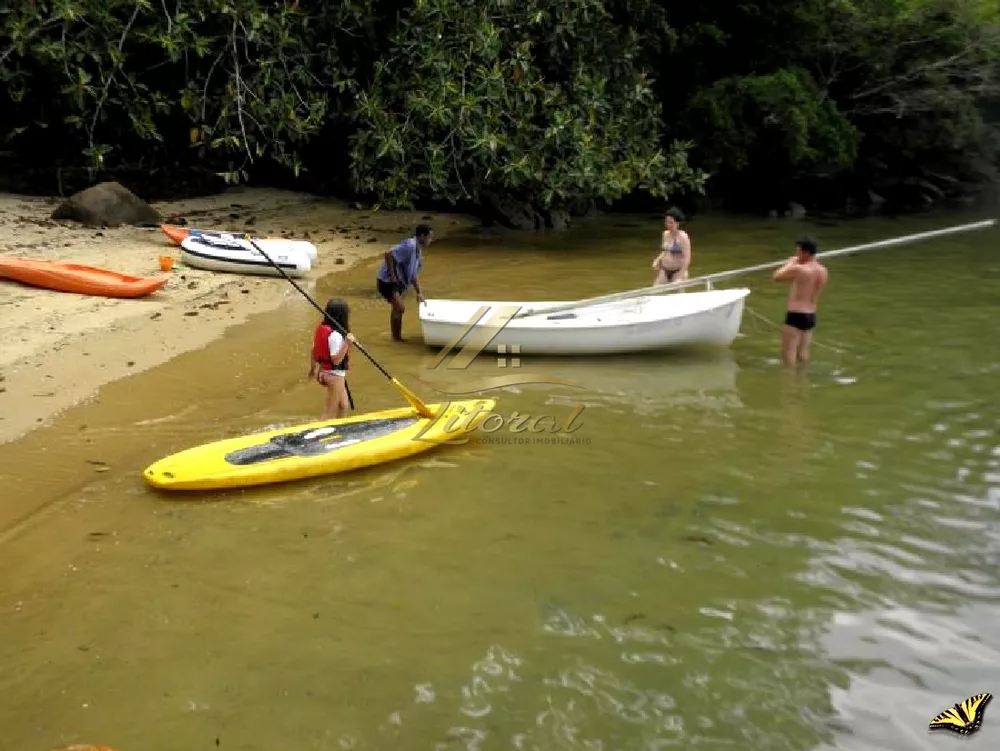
[349,0,707,210]
[0,0,367,179]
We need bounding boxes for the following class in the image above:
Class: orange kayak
[161,223,256,245]
[0,257,167,298]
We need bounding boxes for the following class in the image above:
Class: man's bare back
[773,238,828,366]
[787,260,828,313]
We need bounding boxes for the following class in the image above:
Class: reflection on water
[0,212,997,751]
[417,348,743,417]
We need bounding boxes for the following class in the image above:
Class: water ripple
[458,645,523,718]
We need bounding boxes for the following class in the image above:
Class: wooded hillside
[2,0,997,221]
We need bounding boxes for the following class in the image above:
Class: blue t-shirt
[376,237,423,289]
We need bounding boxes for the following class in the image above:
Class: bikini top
[662,232,683,254]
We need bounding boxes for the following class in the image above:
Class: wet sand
[0,187,476,444]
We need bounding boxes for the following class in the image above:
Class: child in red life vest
[308,298,355,419]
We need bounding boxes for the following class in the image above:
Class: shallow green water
[0,209,998,751]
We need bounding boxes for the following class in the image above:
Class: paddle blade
[391,378,435,418]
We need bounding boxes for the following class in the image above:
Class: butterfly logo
[929,692,992,736]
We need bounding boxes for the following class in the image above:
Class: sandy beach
[0,186,476,444]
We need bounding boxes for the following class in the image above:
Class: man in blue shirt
[376,224,433,341]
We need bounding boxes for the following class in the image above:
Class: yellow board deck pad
[226,416,420,464]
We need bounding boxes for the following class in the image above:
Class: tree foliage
[659,0,1000,203]
[685,67,860,176]
[349,0,706,209]
[0,0,367,180]
[820,0,1000,188]
[0,0,997,212]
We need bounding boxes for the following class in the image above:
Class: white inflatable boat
[179,235,312,278]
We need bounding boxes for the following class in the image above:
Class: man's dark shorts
[784,311,817,331]
[377,279,405,303]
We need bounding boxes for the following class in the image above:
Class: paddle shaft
[246,241,434,418]
[513,218,998,319]
[242,240,434,417]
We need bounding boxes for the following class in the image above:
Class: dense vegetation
[1,0,998,219]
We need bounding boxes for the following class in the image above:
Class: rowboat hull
[0,257,167,298]
[418,288,750,355]
[179,235,312,278]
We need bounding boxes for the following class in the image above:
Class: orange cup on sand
[159,255,175,272]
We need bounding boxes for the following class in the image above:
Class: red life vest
[312,323,349,370]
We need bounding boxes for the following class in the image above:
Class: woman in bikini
[651,208,692,286]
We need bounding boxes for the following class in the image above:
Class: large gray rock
[544,208,571,230]
[480,191,540,230]
[567,197,598,218]
[51,181,162,227]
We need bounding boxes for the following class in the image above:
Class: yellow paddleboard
[143,399,496,491]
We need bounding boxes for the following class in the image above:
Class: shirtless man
[773,237,828,366]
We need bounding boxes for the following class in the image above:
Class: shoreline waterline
[0,186,477,444]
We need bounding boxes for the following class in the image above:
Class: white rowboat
[417,219,997,358]
[180,235,312,278]
[419,288,751,355]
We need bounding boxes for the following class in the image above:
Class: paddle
[512,218,999,320]
[244,238,436,419]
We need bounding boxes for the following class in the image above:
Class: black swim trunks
[784,311,817,331]
[376,278,405,302]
